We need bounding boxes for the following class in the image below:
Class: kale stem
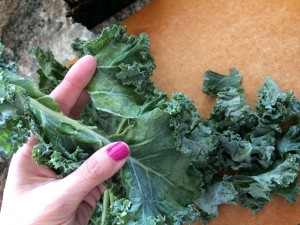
[109,189,116,206]
[29,98,111,145]
[101,189,110,225]
[116,118,127,135]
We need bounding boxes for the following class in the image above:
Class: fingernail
[107,142,130,161]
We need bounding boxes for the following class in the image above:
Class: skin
[0,55,129,225]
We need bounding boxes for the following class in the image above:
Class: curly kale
[1,25,300,225]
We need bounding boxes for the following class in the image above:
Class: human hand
[0,55,130,225]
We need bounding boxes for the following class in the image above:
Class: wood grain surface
[123,0,300,224]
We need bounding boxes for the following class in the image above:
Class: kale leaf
[29,46,68,94]
[256,76,297,124]
[202,68,242,95]
[0,43,26,163]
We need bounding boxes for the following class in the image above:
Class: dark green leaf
[278,125,300,156]
[202,68,242,95]
[29,46,67,94]
[195,181,238,224]
[256,76,296,124]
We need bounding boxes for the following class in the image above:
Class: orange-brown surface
[123,0,300,224]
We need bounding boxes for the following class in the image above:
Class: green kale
[29,46,68,94]
[0,72,29,162]
[195,181,238,222]
[1,25,300,225]
[71,26,203,224]
[202,68,242,95]
[233,153,299,211]
[0,43,25,163]
[278,125,300,156]
[203,67,300,219]
[0,26,204,224]
[209,87,258,133]
[256,76,297,124]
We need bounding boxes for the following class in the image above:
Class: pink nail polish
[107,142,130,161]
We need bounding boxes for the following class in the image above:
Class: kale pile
[1,25,300,225]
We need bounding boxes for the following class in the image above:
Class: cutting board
[123,0,300,224]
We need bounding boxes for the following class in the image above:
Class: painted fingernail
[107,142,130,161]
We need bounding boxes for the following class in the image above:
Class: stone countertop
[0,0,150,79]
[1,0,92,80]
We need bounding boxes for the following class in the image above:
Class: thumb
[61,141,130,202]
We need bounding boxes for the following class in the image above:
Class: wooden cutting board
[123,0,300,224]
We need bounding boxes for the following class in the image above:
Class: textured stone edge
[91,0,151,33]
[0,0,20,35]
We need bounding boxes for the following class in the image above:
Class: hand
[0,56,130,225]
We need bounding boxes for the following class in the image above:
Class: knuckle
[82,157,108,182]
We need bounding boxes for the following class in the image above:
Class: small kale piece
[205,69,258,135]
[256,76,297,124]
[245,124,277,169]
[209,87,258,133]
[278,125,300,156]
[232,153,299,211]
[162,93,204,153]
[275,180,300,203]
[162,93,220,190]
[202,68,242,95]
[195,181,238,224]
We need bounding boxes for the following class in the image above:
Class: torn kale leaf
[232,153,299,211]
[202,68,242,95]
[195,181,238,224]
[278,125,300,156]
[256,76,297,124]
[208,87,258,133]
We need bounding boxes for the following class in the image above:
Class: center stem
[101,189,111,225]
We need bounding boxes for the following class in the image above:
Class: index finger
[50,55,97,115]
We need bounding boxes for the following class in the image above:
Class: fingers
[19,56,96,157]
[61,142,130,205]
[50,55,97,116]
[82,185,102,210]
[21,134,39,157]
[74,185,103,224]
[68,91,90,119]
[14,134,39,163]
